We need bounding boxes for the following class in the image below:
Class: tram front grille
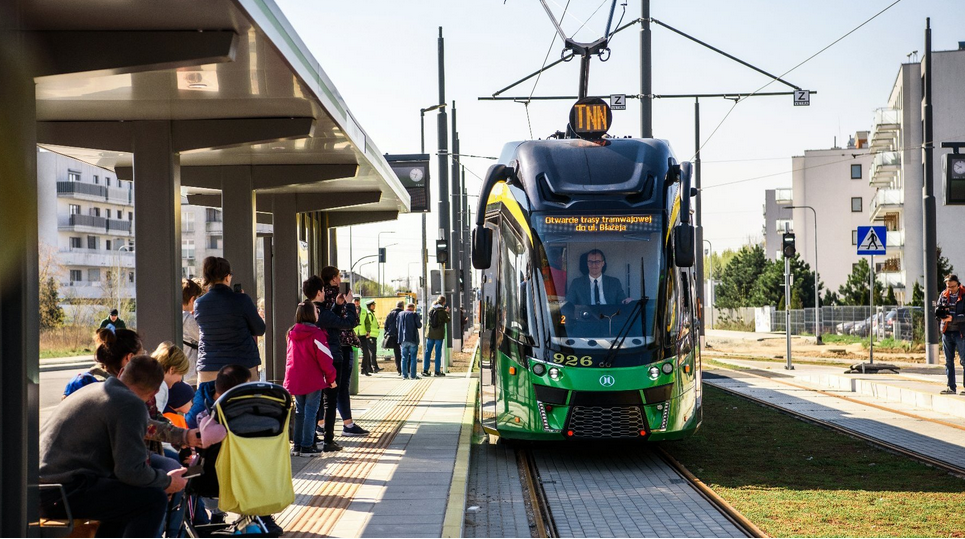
[568,405,647,439]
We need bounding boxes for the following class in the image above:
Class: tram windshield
[532,212,663,349]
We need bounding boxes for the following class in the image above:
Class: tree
[837,259,884,306]
[936,246,955,294]
[910,280,924,307]
[714,244,767,309]
[748,253,819,308]
[884,285,898,306]
[40,277,65,331]
[822,289,840,306]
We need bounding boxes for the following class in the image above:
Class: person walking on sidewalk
[98,309,127,331]
[284,301,337,457]
[423,296,450,377]
[383,301,404,375]
[938,274,965,395]
[397,303,422,380]
[358,299,380,375]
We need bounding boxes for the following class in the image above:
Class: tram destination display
[541,214,658,233]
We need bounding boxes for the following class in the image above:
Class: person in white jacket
[181,278,203,386]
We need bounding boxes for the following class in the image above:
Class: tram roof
[502,138,677,212]
[23,0,408,218]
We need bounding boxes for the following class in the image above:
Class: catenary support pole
[640,0,652,138]
[785,254,793,370]
[922,18,938,365]
[437,27,452,352]
[450,102,462,353]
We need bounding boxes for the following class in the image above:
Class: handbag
[382,331,397,349]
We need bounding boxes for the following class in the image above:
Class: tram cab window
[499,220,531,339]
[532,212,662,350]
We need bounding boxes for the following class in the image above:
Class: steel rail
[517,447,557,538]
[656,447,764,538]
[704,375,965,478]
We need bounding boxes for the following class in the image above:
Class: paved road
[40,369,84,424]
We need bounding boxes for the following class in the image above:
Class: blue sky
[274,0,965,290]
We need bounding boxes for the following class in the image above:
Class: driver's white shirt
[590,276,607,305]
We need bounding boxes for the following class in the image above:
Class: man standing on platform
[397,303,422,380]
[938,274,965,395]
[358,299,380,375]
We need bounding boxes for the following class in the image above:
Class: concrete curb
[442,377,478,538]
[40,361,94,373]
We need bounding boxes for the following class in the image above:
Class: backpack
[429,307,442,329]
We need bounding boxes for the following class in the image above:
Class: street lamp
[420,103,446,323]
[377,231,396,296]
[703,239,713,331]
[783,205,821,344]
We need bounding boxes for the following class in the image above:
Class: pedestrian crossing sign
[856,226,887,255]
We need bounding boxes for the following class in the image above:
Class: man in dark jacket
[397,303,422,380]
[194,282,265,375]
[383,301,404,375]
[98,308,126,331]
[938,274,965,395]
[40,355,186,537]
[423,296,450,377]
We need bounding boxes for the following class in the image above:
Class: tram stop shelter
[0,0,409,534]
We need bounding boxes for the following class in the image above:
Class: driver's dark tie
[594,279,601,305]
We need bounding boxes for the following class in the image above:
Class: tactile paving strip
[277,379,432,537]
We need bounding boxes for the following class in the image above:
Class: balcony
[774,188,792,204]
[878,270,907,289]
[886,229,904,250]
[60,281,135,300]
[57,181,133,206]
[869,188,903,220]
[58,213,107,233]
[59,248,135,269]
[206,220,223,233]
[869,108,900,150]
[107,219,132,235]
[870,151,901,188]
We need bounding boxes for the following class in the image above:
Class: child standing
[284,301,337,457]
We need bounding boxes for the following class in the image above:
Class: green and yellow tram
[471,104,702,441]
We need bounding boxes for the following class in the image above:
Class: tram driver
[565,249,634,306]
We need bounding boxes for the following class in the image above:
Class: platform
[276,371,475,538]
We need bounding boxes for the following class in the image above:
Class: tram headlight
[548,367,561,380]
[661,362,674,375]
[648,366,660,379]
[532,363,547,376]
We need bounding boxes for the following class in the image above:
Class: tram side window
[664,269,679,344]
[678,272,693,352]
[499,221,530,338]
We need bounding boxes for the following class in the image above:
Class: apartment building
[867,46,965,301]
[180,205,272,280]
[762,135,877,295]
[762,188,793,261]
[37,150,135,302]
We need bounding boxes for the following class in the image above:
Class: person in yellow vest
[357,299,380,375]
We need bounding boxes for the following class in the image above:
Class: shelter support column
[221,167,256,296]
[270,195,298,381]
[133,121,182,347]
[0,30,40,535]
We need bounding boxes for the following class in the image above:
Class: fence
[756,305,921,342]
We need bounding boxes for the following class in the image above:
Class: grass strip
[662,386,965,538]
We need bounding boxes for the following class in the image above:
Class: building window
[128,212,133,221]
[106,177,111,187]
[88,269,100,282]
[775,219,793,233]
[67,171,81,182]
[117,210,122,219]
[69,269,82,282]
[93,175,99,184]
[852,230,858,245]
[129,272,134,283]
[205,208,222,223]
[69,204,80,215]
[182,239,195,261]
[90,207,100,217]
[106,240,112,251]
[209,236,222,250]
[851,164,862,180]
[851,197,862,212]
[852,262,860,273]
[69,237,81,249]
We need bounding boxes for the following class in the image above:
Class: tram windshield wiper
[600,259,648,368]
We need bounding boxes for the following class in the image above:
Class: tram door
[478,226,500,433]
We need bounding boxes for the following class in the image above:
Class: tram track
[704,368,965,478]
[514,442,753,538]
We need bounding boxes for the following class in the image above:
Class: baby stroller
[179,382,294,538]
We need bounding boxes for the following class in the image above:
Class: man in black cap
[98,309,127,331]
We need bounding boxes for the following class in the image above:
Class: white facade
[869,48,965,301]
[789,138,877,295]
[37,150,135,301]
[762,188,793,261]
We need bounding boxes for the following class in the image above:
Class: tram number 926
[552,353,593,367]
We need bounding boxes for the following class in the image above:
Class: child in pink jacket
[284,301,337,457]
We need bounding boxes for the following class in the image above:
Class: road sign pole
[869,254,874,368]
[785,255,793,370]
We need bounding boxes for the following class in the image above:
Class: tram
[472,98,702,441]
